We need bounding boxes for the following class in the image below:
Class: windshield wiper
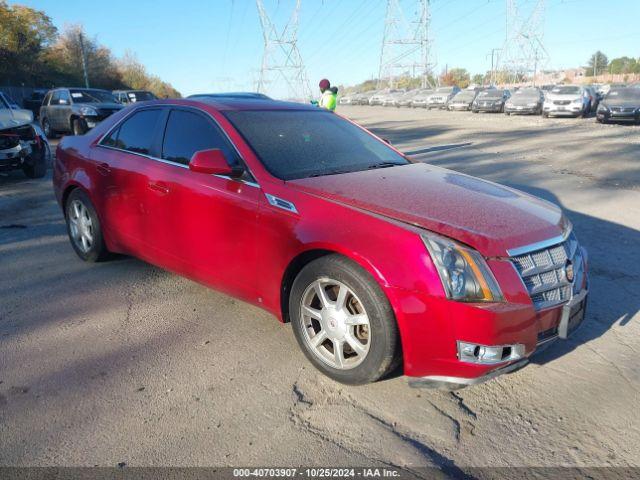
[367,162,405,170]
[309,169,353,177]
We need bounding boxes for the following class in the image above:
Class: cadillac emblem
[565,259,575,282]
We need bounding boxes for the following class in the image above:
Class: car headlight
[422,233,503,302]
[79,106,98,116]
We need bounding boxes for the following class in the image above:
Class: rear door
[143,107,261,298]
[56,89,71,132]
[92,107,166,255]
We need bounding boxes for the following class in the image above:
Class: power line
[256,0,312,99]
[378,0,435,89]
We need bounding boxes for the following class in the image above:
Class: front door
[143,107,261,299]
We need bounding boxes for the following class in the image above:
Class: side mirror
[189,148,243,177]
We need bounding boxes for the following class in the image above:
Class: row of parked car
[0,87,158,179]
[340,83,640,123]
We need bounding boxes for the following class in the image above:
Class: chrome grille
[511,232,580,310]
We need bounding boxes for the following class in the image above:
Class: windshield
[551,86,580,95]
[435,87,453,93]
[225,110,409,181]
[478,90,502,98]
[514,88,540,98]
[606,88,640,102]
[70,89,117,103]
[453,91,475,101]
[127,91,156,101]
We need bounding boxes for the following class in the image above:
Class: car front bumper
[474,103,503,112]
[505,105,540,114]
[597,110,640,122]
[448,103,471,111]
[407,289,588,389]
[0,143,31,169]
[426,101,447,109]
[544,104,584,116]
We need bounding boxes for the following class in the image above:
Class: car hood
[602,99,640,108]
[509,96,540,105]
[546,93,581,101]
[0,108,33,130]
[288,163,564,257]
[93,103,124,110]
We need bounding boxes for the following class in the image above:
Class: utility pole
[256,0,312,100]
[378,0,435,90]
[486,48,501,86]
[78,32,89,88]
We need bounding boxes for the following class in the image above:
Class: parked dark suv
[40,88,123,137]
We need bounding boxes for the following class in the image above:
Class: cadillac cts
[53,98,589,389]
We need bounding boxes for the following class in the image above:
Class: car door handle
[148,182,170,195]
[96,162,111,175]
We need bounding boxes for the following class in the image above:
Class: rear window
[224,110,408,181]
[102,109,162,155]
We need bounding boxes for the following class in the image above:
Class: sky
[14,0,640,97]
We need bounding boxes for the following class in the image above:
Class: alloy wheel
[68,199,94,253]
[299,278,371,370]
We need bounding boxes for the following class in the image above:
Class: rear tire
[65,189,109,262]
[290,255,401,385]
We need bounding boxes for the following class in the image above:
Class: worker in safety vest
[317,78,337,111]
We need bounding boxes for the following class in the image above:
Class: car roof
[149,97,320,112]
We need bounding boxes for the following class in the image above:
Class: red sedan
[53,97,588,388]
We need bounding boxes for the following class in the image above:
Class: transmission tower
[256,0,312,100]
[501,0,549,85]
[378,0,434,89]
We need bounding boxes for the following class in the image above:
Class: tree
[471,73,485,85]
[0,1,57,85]
[586,51,608,76]
[609,56,639,75]
[440,68,470,88]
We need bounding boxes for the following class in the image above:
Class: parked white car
[543,85,590,118]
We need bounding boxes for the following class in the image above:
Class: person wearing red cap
[317,78,337,111]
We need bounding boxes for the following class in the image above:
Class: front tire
[41,118,56,139]
[72,118,88,135]
[290,255,400,385]
[65,189,109,262]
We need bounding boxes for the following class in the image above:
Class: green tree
[471,73,485,85]
[585,51,608,76]
[609,56,638,75]
[0,1,57,85]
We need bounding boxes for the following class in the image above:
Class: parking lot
[1,106,639,474]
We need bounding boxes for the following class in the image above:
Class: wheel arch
[279,246,391,324]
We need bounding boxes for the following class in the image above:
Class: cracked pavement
[0,107,639,475]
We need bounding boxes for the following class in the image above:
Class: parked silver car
[410,89,434,108]
[542,85,590,118]
[381,90,407,106]
[447,90,478,111]
[0,94,51,178]
[426,86,461,109]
